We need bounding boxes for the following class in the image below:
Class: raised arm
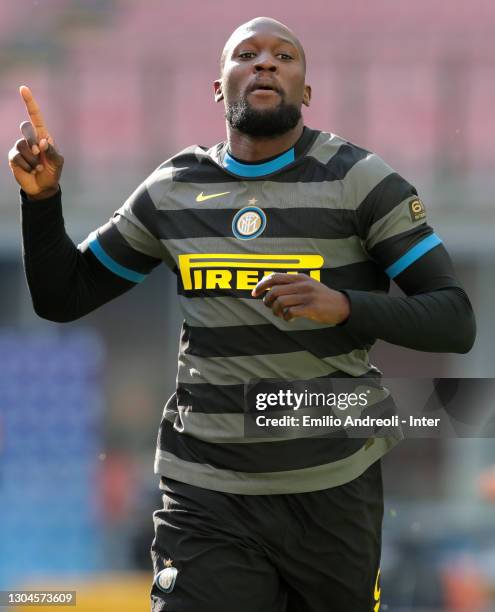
[9,86,164,322]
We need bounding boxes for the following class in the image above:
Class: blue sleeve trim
[88,233,146,283]
[385,233,443,279]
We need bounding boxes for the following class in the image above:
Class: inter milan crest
[232,206,267,240]
[154,560,178,593]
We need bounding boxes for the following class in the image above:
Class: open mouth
[248,83,281,94]
[249,85,280,96]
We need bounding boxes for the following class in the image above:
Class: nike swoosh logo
[196,191,230,202]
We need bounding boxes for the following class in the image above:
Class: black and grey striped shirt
[22,126,475,494]
[77,127,443,493]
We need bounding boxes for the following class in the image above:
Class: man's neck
[226,119,304,162]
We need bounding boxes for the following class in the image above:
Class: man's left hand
[251,273,351,324]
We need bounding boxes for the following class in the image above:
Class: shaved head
[220,17,306,73]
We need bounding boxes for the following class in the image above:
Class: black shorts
[150,460,383,612]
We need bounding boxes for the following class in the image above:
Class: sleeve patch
[409,198,426,222]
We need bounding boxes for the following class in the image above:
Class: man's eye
[239,51,256,59]
[278,53,293,60]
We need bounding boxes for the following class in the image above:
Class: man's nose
[254,53,277,72]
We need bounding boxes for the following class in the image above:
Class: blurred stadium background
[0,1,494,610]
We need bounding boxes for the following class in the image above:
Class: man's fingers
[271,293,306,318]
[252,273,308,297]
[282,305,306,322]
[38,139,63,166]
[8,147,35,174]
[19,123,39,153]
[9,139,42,173]
[262,282,307,307]
[19,85,50,140]
[15,138,42,170]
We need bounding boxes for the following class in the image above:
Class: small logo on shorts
[409,198,426,222]
[155,564,178,593]
[232,206,267,240]
[374,568,381,611]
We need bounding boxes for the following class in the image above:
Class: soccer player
[9,16,475,612]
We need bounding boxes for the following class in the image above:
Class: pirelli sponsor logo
[409,198,426,222]
[178,254,324,291]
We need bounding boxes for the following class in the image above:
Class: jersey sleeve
[78,178,175,282]
[338,153,475,354]
[354,155,442,281]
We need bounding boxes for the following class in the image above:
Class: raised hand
[8,85,64,199]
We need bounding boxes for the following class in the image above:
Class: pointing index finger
[19,85,50,140]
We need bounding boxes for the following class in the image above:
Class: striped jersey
[79,127,441,494]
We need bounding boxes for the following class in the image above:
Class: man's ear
[303,84,312,107]
[214,79,224,103]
